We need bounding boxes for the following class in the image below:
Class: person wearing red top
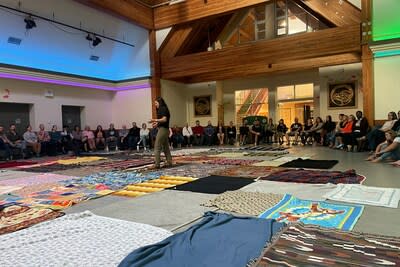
[336,115,354,150]
[192,120,204,146]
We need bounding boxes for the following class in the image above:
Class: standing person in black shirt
[149,97,172,169]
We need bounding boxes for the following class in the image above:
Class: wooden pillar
[361,0,374,124]
[149,29,161,118]
[216,81,224,123]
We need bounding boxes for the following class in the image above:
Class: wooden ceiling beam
[185,52,361,83]
[298,0,361,27]
[76,0,153,29]
[153,0,272,29]
[161,24,361,79]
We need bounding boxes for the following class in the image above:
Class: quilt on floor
[0,185,22,195]
[119,211,285,267]
[0,161,37,169]
[0,173,77,187]
[279,158,338,169]
[323,184,400,208]
[19,163,82,173]
[147,164,229,178]
[207,158,263,166]
[254,223,400,267]
[258,169,365,184]
[212,166,283,179]
[259,194,363,231]
[0,205,63,235]
[202,191,284,216]
[0,170,40,181]
[169,175,254,194]
[173,155,215,164]
[57,156,106,165]
[88,159,154,170]
[0,211,172,267]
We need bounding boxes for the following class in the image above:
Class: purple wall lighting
[0,72,150,91]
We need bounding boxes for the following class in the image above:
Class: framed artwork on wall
[194,95,211,116]
[328,81,357,109]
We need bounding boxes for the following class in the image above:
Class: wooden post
[149,29,161,118]
[361,0,374,124]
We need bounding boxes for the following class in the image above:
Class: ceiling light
[86,33,102,47]
[24,16,36,29]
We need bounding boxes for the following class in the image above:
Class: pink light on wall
[0,72,150,91]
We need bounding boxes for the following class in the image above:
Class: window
[277,85,294,100]
[277,83,313,100]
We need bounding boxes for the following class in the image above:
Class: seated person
[226,121,237,145]
[322,115,336,147]
[7,124,26,157]
[138,123,150,150]
[285,117,302,145]
[216,121,225,145]
[37,124,51,155]
[71,125,83,156]
[128,122,140,149]
[250,120,263,146]
[182,123,194,147]
[239,120,249,145]
[118,125,129,150]
[94,125,106,149]
[192,120,204,146]
[301,118,314,145]
[0,125,12,160]
[204,121,215,146]
[276,119,288,145]
[171,125,184,148]
[352,111,369,150]
[106,123,119,149]
[82,126,96,151]
[49,125,62,155]
[265,118,275,144]
[60,125,72,153]
[23,125,41,157]
[366,111,397,151]
[367,130,399,163]
[336,115,354,149]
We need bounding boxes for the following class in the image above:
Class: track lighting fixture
[24,16,36,30]
[86,33,102,47]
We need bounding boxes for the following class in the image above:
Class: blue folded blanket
[119,211,284,267]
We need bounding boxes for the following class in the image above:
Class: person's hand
[152,122,158,128]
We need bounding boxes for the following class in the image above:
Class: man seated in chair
[285,117,302,145]
[250,120,263,146]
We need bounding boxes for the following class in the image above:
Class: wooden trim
[154,0,271,29]
[76,0,153,29]
[161,25,361,80]
[149,29,161,118]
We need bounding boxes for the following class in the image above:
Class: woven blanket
[0,173,77,187]
[254,223,400,267]
[169,175,254,194]
[242,146,287,151]
[0,211,172,267]
[0,161,37,169]
[259,194,364,230]
[54,166,105,177]
[323,184,400,208]
[212,166,283,179]
[0,205,63,235]
[11,183,60,197]
[279,158,338,169]
[1,185,113,210]
[119,211,285,267]
[258,169,365,184]
[90,159,154,170]
[213,152,247,158]
[173,155,215,164]
[57,156,105,165]
[240,180,337,201]
[207,158,262,166]
[147,164,229,178]
[0,170,39,181]
[61,171,153,190]
[169,148,211,156]
[252,161,284,167]
[202,191,284,216]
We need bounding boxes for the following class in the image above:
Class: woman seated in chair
[276,119,288,145]
[82,126,96,152]
[367,130,399,163]
[94,125,106,149]
[365,111,397,151]
[250,120,263,146]
[239,120,249,146]
[23,125,41,157]
[301,118,314,145]
[217,121,225,145]
[138,123,150,150]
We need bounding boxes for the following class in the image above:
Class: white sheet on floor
[0,211,172,267]
[169,148,210,156]
[0,185,22,194]
[323,184,400,208]
[240,180,337,201]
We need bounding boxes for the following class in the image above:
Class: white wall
[0,78,152,130]
[319,63,363,120]
[160,79,187,126]
[111,88,152,128]
[374,55,400,120]
[184,82,217,126]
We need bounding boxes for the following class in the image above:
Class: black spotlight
[92,36,102,47]
[24,16,36,29]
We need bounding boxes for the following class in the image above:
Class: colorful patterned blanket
[258,169,365,184]
[207,158,262,166]
[146,164,229,178]
[254,223,400,267]
[89,159,154,170]
[212,166,283,179]
[0,173,77,187]
[0,161,37,169]
[0,205,63,235]
[259,194,364,230]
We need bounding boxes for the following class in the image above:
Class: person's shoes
[335,144,344,149]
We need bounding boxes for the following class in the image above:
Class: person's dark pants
[0,139,11,159]
[172,134,184,147]
[367,128,385,150]
[128,136,139,149]
[40,141,50,155]
[204,134,214,146]
[184,135,194,146]
[154,127,172,168]
[72,139,83,156]
[194,135,204,146]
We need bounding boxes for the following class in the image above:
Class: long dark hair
[156,97,170,116]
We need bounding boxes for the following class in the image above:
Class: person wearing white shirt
[182,123,194,147]
[138,123,150,150]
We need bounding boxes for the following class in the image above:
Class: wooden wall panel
[299,0,361,27]
[154,0,271,29]
[160,26,196,58]
[161,25,361,80]
[76,0,153,29]
[184,53,360,83]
